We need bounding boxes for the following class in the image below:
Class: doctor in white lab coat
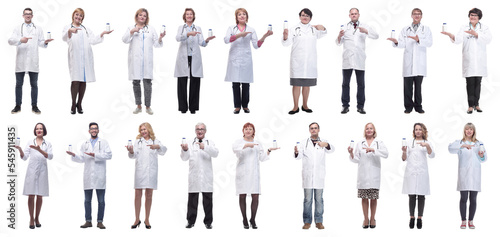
[15,123,53,229]
[62,8,112,115]
[401,123,434,229]
[174,8,216,114]
[336,8,378,114]
[283,8,327,115]
[442,8,492,114]
[294,122,334,229]
[448,123,486,229]
[8,8,53,114]
[348,123,388,228]
[127,122,167,229]
[180,123,219,228]
[67,122,112,229]
[233,122,278,229]
[123,8,164,115]
[224,8,273,114]
[388,8,432,114]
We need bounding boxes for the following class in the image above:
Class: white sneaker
[146,107,154,115]
[133,107,142,114]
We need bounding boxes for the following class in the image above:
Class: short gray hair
[195,122,206,130]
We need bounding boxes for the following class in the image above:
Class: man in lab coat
[67,122,112,229]
[388,8,433,114]
[294,122,334,229]
[181,123,219,229]
[337,8,379,114]
[8,8,53,114]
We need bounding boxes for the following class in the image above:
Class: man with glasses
[8,8,53,114]
[388,8,433,114]
[66,122,112,229]
[337,8,379,114]
[294,122,334,229]
[181,123,219,229]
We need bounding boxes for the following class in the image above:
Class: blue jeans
[15,72,38,106]
[84,189,105,222]
[303,189,324,224]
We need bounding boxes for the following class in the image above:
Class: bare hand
[187,31,201,37]
[402,146,407,152]
[244,143,258,148]
[159,31,166,39]
[408,35,419,42]
[387,38,398,44]
[478,151,485,157]
[69,28,81,34]
[269,147,280,151]
[130,27,141,34]
[364,147,375,153]
[358,27,368,34]
[465,30,478,38]
[15,145,22,150]
[338,30,345,38]
[460,144,472,150]
[205,36,216,42]
[237,32,252,38]
[44,39,54,44]
[181,143,188,151]
[66,151,75,156]
[283,29,288,40]
[20,37,32,43]
[294,145,298,154]
[125,145,134,153]
[317,141,329,148]
[101,30,114,37]
[147,144,159,150]
[29,145,42,152]
[313,25,326,31]
[84,152,95,157]
[264,30,273,37]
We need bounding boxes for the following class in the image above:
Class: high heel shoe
[474,106,483,113]
[362,219,369,229]
[77,104,83,114]
[288,108,299,114]
[233,108,241,114]
[250,220,258,229]
[369,219,376,229]
[243,108,250,113]
[131,220,141,229]
[243,220,249,229]
[71,104,76,114]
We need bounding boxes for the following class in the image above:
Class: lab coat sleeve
[180,145,191,161]
[394,28,406,48]
[122,26,134,44]
[477,25,492,45]
[62,25,71,42]
[477,141,487,163]
[152,28,163,48]
[72,143,86,163]
[176,25,188,42]
[45,142,54,160]
[88,28,104,45]
[21,142,31,161]
[156,140,167,156]
[325,141,335,154]
[128,142,138,159]
[197,26,208,47]
[448,140,462,154]
[418,28,433,47]
[37,28,47,48]
[350,143,361,163]
[370,141,389,159]
[295,142,304,160]
[251,29,259,49]
[8,27,22,46]
[316,28,327,39]
[427,142,435,158]
[335,34,344,46]
[203,140,219,158]
[452,27,464,44]
[282,27,294,46]
[232,140,246,158]
[94,140,112,161]
[257,143,269,162]
[224,26,233,44]
[366,25,379,39]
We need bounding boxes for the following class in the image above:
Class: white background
[1,0,498,236]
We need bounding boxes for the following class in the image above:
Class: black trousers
[341,69,365,109]
[187,192,213,225]
[409,195,425,217]
[232,82,250,108]
[460,191,478,221]
[465,77,482,107]
[404,76,424,111]
[178,56,201,112]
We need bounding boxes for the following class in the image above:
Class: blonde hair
[235,8,248,25]
[363,122,377,138]
[136,122,156,140]
[135,8,149,25]
[413,123,428,140]
[72,8,85,23]
[462,122,478,143]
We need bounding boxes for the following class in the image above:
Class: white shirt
[402,139,435,195]
[350,138,389,189]
[232,139,269,195]
[224,25,259,83]
[22,138,53,196]
[393,23,433,77]
[336,21,379,70]
[452,23,492,77]
[122,25,163,81]
[295,137,334,189]
[128,138,167,190]
[174,24,207,78]
[8,23,47,72]
[448,140,487,192]
[180,137,219,192]
[71,137,112,190]
[282,23,327,79]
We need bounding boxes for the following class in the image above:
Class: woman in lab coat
[442,8,492,114]
[233,122,278,229]
[123,8,165,115]
[448,123,487,229]
[62,8,112,114]
[401,123,435,229]
[127,122,167,229]
[224,8,273,114]
[348,123,389,229]
[174,8,215,114]
[15,123,53,229]
[282,8,327,114]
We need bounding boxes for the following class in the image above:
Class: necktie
[353,23,357,29]
[199,139,203,143]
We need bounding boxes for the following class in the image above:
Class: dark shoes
[250,220,258,229]
[186,223,195,228]
[475,106,483,113]
[362,219,369,229]
[341,107,349,114]
[289,108,299,114]
[415,109,425,114]
[357,108,366,114]
[80,221,92,228]
[409,217,415,229]
[233,108,240,114]
[97,222,106,229]
[32,106,41,114]
[243,108,250,113]
[243,220,249,229]
[417,218,422,229]
[301,106,312,113]
[131,220,141,229]
[315,222,324,229]
[205,224,212,229]
[11,105,21,114]
[370,219,376,228]
[77,104,83,114]
[404,109,412,114]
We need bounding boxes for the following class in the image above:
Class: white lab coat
[350,138,389,189]
[393,24,433,77]
[232,139,269,195]
[295,138,334,189]
[452,23,492,77]
[8,23,47,72]
[336,21,378,70]
[224,25,259,83]
[22,138,53,196]
[402,140,435,195]
[129,138,167,190]
[282,23,327,78]
[71,138,112,190]
[448,140,487,192]
[122,25,163,81]
[174,24,207,78]
[180,137,219,192]
[62,24,104,82]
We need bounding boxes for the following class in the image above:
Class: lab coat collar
[32,137,47,146]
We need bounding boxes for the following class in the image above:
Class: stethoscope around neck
[135,24,149,34]
[406,24,424,34]
[182,24,197,34]
[85,139,101,151]
[469,22,482,30]
[71,24,89,37]
[32,138,46,147]
[192,138,208,145]
[21,23,36,37]
[295,25,314,36]
[305,137,322,149]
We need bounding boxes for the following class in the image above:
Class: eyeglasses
[90,128,99,131]
[23,13,33,16]
[195,128,206,131]
[412,13,422,16]
[309,127,319,130]
[470,14,479,17]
